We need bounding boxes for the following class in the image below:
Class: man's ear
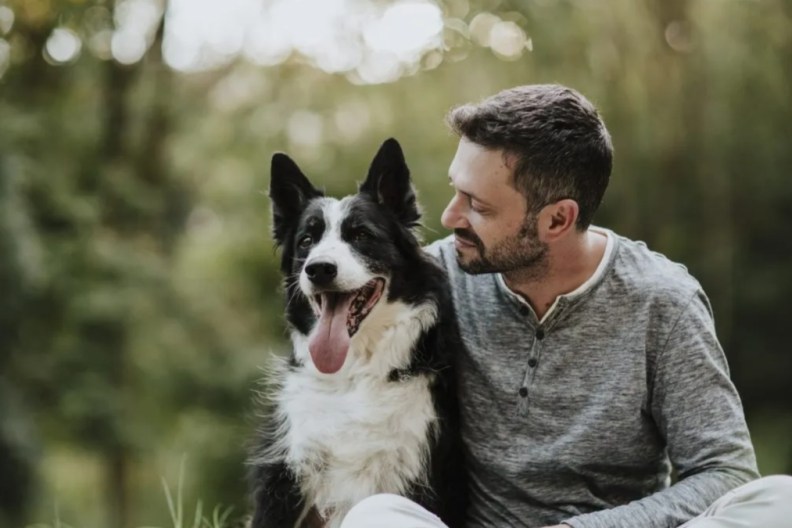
[269,153,323,246]
[359,138,421,227]
[540,199,579,241]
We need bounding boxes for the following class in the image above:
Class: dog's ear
[359,138,420,227]
[269,153,323,245]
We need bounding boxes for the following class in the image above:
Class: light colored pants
[340,475,792,528]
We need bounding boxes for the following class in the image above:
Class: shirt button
[518,387,528,398]
[535,328,545,340]
[519,305,530,316]
[528,358,538,368]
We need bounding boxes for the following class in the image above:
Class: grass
[149,457,236,528]
[26,458,240,528]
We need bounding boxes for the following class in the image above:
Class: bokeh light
[111,28,147,64]
[469,12,500,47]
[469,12,531,60]
[88,29,113,60]
[489,20,528,60]
[333,100,372,145]
[286,110,325,149]
[0,0,531,84]
[665,20,695,53]
[363,2,443,57]
[44,27,82,64]
[111,0,162,64]
[0,38,10,78]
[164,0,448,84]
[0,5,14,35]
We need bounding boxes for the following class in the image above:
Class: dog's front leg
[249,460,304,528]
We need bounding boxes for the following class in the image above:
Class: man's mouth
[454,229,480,250]
[306,278,386,374]
[455,236,476,248]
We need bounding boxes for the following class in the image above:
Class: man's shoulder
[423,235,452,256]
[423,235,457,274]
[607,230,703,304]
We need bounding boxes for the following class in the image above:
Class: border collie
[249,139,467,528]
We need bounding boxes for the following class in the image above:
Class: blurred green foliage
[1,0,791,527]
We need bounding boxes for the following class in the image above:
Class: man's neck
[503,229,608,320]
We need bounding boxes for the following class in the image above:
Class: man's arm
[561,290,759,528]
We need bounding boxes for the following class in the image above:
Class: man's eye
[298,235,313,248]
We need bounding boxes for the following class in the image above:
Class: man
[340,84,792,527]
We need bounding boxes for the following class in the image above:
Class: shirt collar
[496,226,617,323]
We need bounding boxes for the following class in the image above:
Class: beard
[454,214,548,279]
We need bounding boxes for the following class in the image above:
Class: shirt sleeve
[562,290,759,528]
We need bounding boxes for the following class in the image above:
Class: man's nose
[441,196,468,230]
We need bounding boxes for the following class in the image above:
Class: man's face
[441,138,548,275]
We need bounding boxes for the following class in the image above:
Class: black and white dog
[249,139,467,528]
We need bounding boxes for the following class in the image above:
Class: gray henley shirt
[426,228,759,528]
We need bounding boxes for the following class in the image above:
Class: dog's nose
[305,261,337,286]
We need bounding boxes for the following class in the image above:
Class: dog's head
[269,138,423,374]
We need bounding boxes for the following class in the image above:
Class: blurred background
[1,0,791,526]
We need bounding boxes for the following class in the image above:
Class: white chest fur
[277,301,440,527]
[279,371,437,526]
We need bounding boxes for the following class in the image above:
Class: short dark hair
[446,84,613,230]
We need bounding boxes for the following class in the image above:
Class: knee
[342,494,407,525]
[754,474,792,496]
[737,474,792,505]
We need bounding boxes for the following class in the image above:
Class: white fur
[262,299,440,528]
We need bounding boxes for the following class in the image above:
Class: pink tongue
[309,293,354,374]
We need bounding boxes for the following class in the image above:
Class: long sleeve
[563,291,759,528]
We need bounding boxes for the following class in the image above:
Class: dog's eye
[298,235,313,248]
[353,229,372,242]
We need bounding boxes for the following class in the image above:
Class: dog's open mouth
[308,278,385,374]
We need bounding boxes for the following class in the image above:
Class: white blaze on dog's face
[294,196,389,375]
[269,139,421,376]
[297,198,377,295]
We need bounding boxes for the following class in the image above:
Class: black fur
[250,139,467,527]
